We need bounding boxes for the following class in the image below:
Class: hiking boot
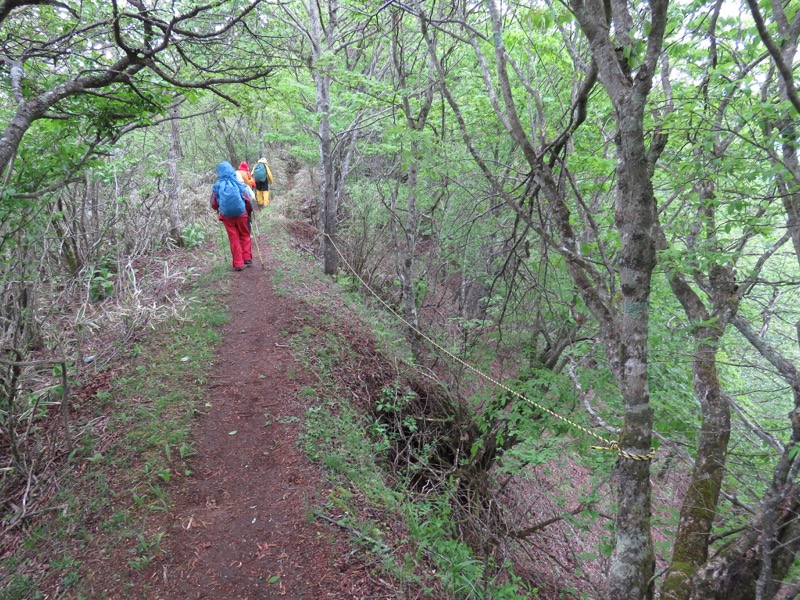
[234,267,244,272]
[244,260,252,266]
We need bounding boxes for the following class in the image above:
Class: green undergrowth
[1,254,230,600]
[263,217,533,599]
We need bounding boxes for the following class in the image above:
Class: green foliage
[127,531,165,571]
[180,224,206,249]
[408,499,533,598]
[376,382,416,415]
[3,573,41,600]
[88,263,116,302]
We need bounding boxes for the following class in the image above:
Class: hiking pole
[251,217,266,269]
[214,213,229,266]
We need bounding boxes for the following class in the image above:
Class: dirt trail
[139,239,370,599]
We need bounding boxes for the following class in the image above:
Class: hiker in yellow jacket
[251,157,273,207]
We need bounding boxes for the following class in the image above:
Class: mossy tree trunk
[656,177,736,599]
[660,334,732,599]
[566,0,668,596]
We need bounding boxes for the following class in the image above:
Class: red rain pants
[221,214,252,268]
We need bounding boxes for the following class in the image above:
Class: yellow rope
[323,234,655,461]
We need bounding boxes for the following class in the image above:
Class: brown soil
[93,239,382,599]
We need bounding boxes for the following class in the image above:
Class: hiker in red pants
[210,161,253,271]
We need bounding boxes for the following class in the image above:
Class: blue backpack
[215,179,245,218]
[253,162,267,183]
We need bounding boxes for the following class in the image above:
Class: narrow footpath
[139,240,373,599]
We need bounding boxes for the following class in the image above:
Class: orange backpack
[238,169,255,189]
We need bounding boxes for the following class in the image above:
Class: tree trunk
[656,183,735,600]
[391,10,433,357]
[319,82,338,275]
[167,103,182,245]
[308,0,339,275]
[400,147,421,356]
[605,125,657,600]
[436,0,667,593]
[688,491,800,600]
[566,0,668,594]
[661,337,731,600]
[692,314,800,600]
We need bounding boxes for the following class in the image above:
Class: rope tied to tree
[322,233,656,462]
